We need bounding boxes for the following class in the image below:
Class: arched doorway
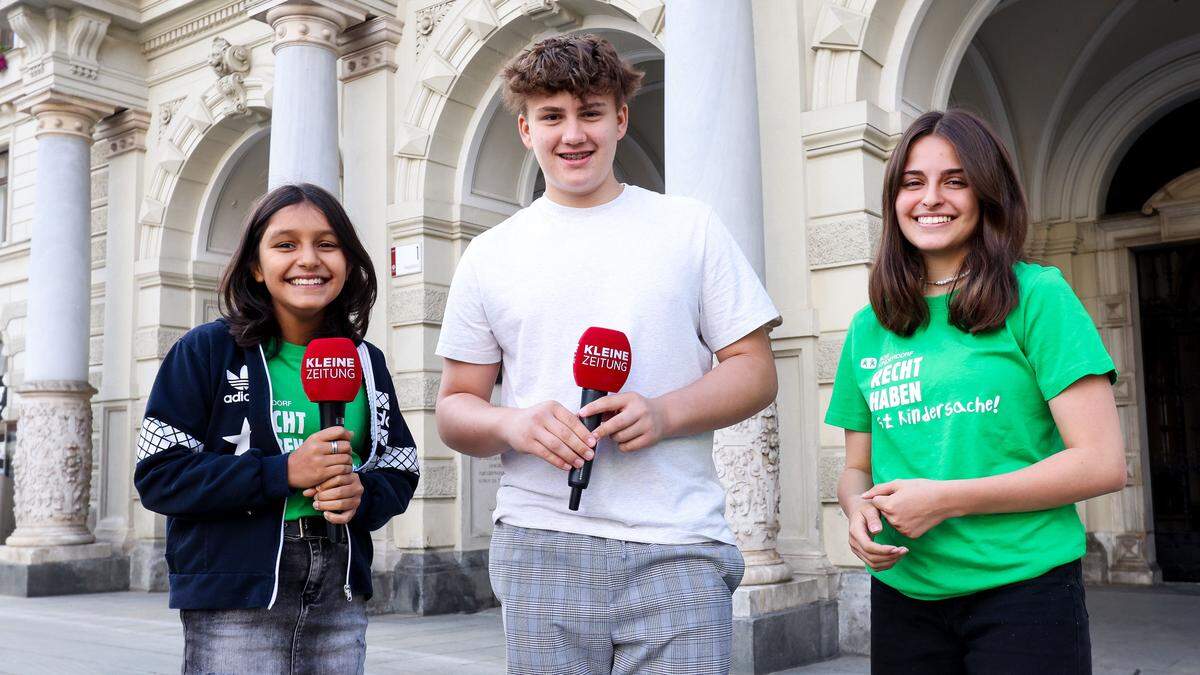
[943,0,1200,585]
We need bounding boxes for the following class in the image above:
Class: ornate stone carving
[266,4,347,53]
[142,1,250,57]
[6,380,97,547]
[157,97,186,141]
[8,6,109,81]
[522,0,579,30]
[96,109,152,158]
[31,101,102,141]
[208,37,252,115]
[813,3,867,50]
[714,403,793,585]
[66,9,108,80]
[339,16,403,83]
[415,0,456,56]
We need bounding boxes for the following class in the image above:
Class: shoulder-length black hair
[870,108,1027,336]
[219,183,377,353]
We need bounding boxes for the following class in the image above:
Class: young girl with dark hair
[134,183,419,674]
[827,110,1125,674]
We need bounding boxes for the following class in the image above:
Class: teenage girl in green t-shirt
[826,109,1124,673]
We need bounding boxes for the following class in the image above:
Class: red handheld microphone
[301,337,362,431]
[568,327,632,511]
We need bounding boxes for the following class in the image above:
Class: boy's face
[518,90,628,208]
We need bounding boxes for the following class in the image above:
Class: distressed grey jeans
[179,534,367,674]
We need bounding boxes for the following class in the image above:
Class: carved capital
[30,98,105,140]
[266,4,349,53]
[95,109,151,158]
[339,16,402,82]
[5,379,97,547]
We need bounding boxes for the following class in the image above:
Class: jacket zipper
[344,344,381,601]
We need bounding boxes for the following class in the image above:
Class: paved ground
[0,584,1196,674]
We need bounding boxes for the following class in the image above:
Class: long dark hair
[219,183,377,354]
[870,109,1027,336]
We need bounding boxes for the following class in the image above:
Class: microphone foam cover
[573,327,631,393]
[302,337,362,403]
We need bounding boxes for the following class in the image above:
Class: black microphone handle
[316,401,348,542]
[568,388,607,511]
[319,401,347,430]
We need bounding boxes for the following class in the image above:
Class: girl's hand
[305,472,363,524]
[581,393,668,453]
[863,479,956,539]
[287,426,353,489]
[847,499,908,571]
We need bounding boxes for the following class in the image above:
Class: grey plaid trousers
[489,522,745,675]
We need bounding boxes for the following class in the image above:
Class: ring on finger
[329,440,338,454]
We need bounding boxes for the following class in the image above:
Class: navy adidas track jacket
[134,320,420,609]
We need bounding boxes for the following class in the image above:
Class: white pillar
[665,0,789,586]
[4,99,104,549]
[665,0,765,276]
[265,3,346,195]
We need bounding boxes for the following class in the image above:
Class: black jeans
[871,560,1091,674]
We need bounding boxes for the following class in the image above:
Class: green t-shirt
[825,262,1116,600]
[266,341,368,520]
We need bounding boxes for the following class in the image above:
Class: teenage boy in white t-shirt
[435,34,779,674]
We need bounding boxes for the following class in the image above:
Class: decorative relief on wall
[713,403,792,585]
[813,3,867,50]
[208,37,252,115]
[415,0,457,56]
[142,1,250,57]
[7,381,96,546]
[157,97,186,141]
[522,0,580,30]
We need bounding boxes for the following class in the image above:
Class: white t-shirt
[435,185,780,545]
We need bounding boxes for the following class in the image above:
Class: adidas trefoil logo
[224,365,249,404]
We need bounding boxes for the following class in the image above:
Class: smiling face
[518,90,627,208]
[252,201,347,342]
[894,134,981,275]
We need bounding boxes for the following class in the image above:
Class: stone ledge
[368,549,497,616]
[0,548,129,597]
[733,598,838,674]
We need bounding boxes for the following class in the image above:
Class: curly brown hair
[501,34,644,114]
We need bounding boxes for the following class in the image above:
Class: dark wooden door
[1138,242,1200,582]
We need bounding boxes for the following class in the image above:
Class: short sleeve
[435,241,502,364]
[698,209,781,352]
[824,323,872,432]
[1020,267,1116,400]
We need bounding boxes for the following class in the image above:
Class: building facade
[0,0,1197,666]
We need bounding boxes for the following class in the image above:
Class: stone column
[0,96,127,595]
[665,0,789,590]
[93,111,150,550]
[264,3,348,195]
[665,1,836,670]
